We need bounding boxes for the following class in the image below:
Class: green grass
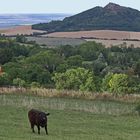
[0,94,140,140]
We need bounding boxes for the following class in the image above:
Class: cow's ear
[46,113,50,116]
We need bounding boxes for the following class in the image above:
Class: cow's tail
[46,113,50,116]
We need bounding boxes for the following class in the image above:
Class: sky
[0,0,140,14]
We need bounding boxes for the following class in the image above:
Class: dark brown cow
[28,109,50,135]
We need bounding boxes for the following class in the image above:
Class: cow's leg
[31,125,35,133]
[37,125,40,134]
[31,124,35,133]
[45,125,48,135]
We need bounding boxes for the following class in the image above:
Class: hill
[32,3,140,32]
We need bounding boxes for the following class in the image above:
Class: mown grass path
[0,94,140,140]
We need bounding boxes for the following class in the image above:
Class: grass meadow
[0,93,140,140]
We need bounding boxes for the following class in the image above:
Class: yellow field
[44,30,140,40]
[43,30,140,47]
[0,25,45,36]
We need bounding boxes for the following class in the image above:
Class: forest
[0,35,140,94]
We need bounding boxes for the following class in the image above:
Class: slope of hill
[32,3,140,32]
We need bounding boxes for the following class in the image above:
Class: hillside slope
[32,3,140,32]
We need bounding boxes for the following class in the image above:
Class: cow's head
[39,112,50,127]
[39,113,47,126]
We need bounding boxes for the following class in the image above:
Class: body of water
[0,13,70,28]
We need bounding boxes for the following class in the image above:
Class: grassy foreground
[0,94,140,140]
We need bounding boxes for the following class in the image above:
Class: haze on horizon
[0,0,140,14]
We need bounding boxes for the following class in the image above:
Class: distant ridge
[32,3,140,32]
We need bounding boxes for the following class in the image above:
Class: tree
[109,74,129,94]
[92,53,107,76]
[93,61,107,75]
[52,67,96,92]
[26,50,64,73]
[23,64,51,85]
[3,62,24,83]
[0,72,10,86]
[16,34,27,43]
[102,73,113,92]
[127,76,140,93]
[77,42,105,61]
[66,55,83,68]
[56,63,69,73]
[82,61,93,70]
[13,78,26,87]
[0,48,13,64]
[134,61,140,77]
[56,45,75,58]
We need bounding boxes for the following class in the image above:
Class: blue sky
[0,0,140,14]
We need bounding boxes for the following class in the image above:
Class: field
[0,25,45,36]
[42,30,140,48]
[86,39,140,48]
[26,36,140,48]
[27,37,86,47]
[0,93,140,140]
[45,30,140,40]
[1,26,140,47]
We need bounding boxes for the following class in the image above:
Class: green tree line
[0,37,140,94]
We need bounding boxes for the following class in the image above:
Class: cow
[28,109,50,135]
